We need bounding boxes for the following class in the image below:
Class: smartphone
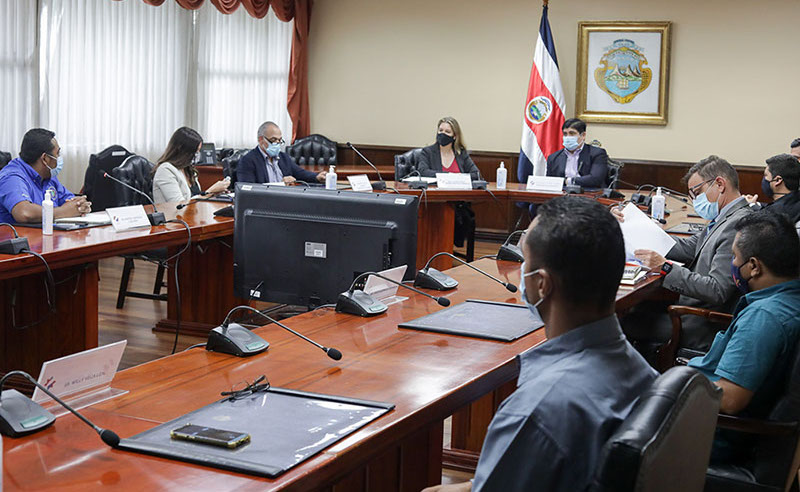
[170,424,250,449]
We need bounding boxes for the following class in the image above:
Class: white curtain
[39,0,193,191]
[194,4,292,150]
[0,0,37,158]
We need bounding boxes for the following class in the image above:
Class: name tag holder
[436,173,472,190]
[107,205,152,231]
[526,176,564,193]
[347,174,373,192]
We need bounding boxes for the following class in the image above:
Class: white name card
[347,174,373,192]
[526,176,564,193]
[266,181,286,186]
[107,205,151,231]
[436,173,472,190]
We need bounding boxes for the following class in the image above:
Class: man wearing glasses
[617,155,752,362]
[0,128,91,224]
[236,121,327,185]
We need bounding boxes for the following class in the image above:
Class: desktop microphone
[336,271,450,317]
[101,171,166,225]
[0,370,120,446]
[415,252,518,292]
[496,230,525,263]
[346,142,388,190]
[214,305,342,360]
[400,170,429,189]
[601,178,628,199]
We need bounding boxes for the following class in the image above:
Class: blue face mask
[266,142,281,158]
[692,191,719,221]
[731,259,751,294]
[519,262,545,321]
[45,153,64,178]
[563,135,580,151]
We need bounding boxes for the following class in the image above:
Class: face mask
[761,177,775,199]
[563,135,580,151]
[692,191,719,221]
[519,262,545,320]
[731,259,752,294]
[266,142,281,158]
[436,133,455,147]
[45,154,64,178]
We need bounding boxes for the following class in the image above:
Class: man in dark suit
[236,121,327,185]
[545,118,608,188]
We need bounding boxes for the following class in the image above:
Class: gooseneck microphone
[0,370,120,446]
[101,171,166,225]
[336,271,450,317]
[220,305,342,360]
[415,252,518,292]
[346,142,387,190]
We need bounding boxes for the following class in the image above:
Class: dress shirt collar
[16,157,45,185]
[733,279,800,316]
[565,143,585,157]
[716,195,746,221]
[518,314,624,384]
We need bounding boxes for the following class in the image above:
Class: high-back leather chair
[393,148,425,181]
[222,148,249,190]
[589,139,624,188]
[83,145,134,211]
[705,341,800,492]
[592,366,721,492]
[0,150,11,170]
[110,155,155,206]
[285,134,337,168]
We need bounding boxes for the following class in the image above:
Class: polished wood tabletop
[1,258,661,491]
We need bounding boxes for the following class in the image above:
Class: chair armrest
[656,306,733,372]
[667,305,733,324]
[717,414,799,437]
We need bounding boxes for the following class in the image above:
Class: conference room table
[2,257,664,491]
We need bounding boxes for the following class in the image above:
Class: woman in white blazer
[152,127,229,204]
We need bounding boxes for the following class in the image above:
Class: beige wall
[308,0,800,167]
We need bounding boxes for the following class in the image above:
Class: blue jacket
[545,144,609,188]
[236,147,319,184]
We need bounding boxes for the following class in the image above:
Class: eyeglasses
[687,178,716,200]
[221,374,271,401]
[263,137,285,145]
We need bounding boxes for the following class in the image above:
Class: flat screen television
[233,184,418,307]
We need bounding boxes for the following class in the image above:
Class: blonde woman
[417,116,480,180]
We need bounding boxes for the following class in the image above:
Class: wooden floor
[97,240,502,483]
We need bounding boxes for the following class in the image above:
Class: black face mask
[761,177,775,199]
[436,132,455,147]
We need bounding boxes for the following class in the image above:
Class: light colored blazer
[153,162,195,204]
[662,197,752,349]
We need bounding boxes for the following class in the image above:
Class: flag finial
[543,0,549,6]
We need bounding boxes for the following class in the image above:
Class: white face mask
[519,262,545,320]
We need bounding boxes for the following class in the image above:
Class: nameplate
[526,176,564,193]
[266,182,286,186]
[436,173,472,190]
[107,205,151,231]
[347,174,373,192]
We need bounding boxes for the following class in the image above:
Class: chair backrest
[221,149,249,190]
[83,145,133,211]
[110,155,155,207]
[752,341,800,487]
[394,148,425,181]
[589,139,624,188]
[0,150,11,170]
[285,134,337,167]
[592,366,721,492]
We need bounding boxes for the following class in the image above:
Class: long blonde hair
[437,116,466,154]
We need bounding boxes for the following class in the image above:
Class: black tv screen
[233,184,418,307]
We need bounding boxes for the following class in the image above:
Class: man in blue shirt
[424,197,657,492]
[0,128,90,224]
[688,211,800,461]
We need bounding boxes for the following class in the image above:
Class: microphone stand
[101,172,166,225]
[347,142,387,190]
[336,271,451,317]
[415,252,518,292]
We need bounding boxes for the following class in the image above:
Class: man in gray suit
[620,155,752,361]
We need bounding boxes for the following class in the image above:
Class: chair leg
[153,262,166,295]
[116,257,134,309]
[466,227,475,263]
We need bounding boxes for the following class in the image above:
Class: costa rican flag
[517,4,565,180]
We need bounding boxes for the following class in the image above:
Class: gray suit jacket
[662,197,752,349]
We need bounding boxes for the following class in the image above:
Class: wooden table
[1,258,661,490]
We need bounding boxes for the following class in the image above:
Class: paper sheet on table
[619,202,676,257]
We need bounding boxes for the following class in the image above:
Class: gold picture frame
[576,21,671,125]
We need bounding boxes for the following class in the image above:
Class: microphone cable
[11,249,56,330]
[163,218,191,355]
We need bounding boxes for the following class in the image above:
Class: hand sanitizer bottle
[652,187,666,221]
[42,189,54,235]
[325,165,337,190]
[496,161,507,190]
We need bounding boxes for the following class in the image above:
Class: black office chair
[393,148,424,180]
[110,155,168,309]
[222,148,249,190]
[82,145,134,211]
[589,139,624,188]
[593,366,721,492]
[0,150,11,170]
[285,134,337,168]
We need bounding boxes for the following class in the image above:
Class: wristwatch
[659,261,673,276]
